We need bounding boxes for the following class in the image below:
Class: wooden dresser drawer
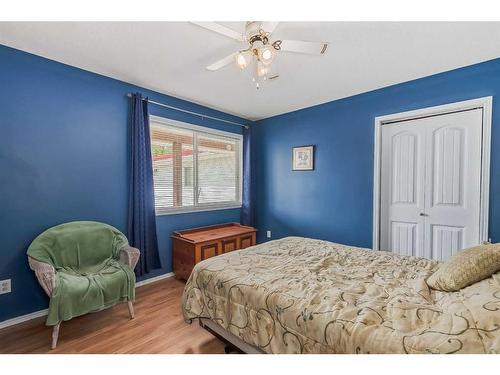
[240,234,254,249]
[221,237,238,253]
[199,242,219,261]
[172,223,257,280]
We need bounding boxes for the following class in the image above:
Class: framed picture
[292,145,315,171]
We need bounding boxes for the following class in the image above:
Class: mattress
[182,237,500,353]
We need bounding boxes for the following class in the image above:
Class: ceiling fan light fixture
[198,21,328,89]
[259,46,275,65]
[236,52,248,69]
[256,61,269,77]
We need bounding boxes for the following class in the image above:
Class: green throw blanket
[27,221,136,326]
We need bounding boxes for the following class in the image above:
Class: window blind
[150,119,241,214]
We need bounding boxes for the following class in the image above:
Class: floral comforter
[182,237,500,353]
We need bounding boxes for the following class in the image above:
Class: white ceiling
[1,22,500,120]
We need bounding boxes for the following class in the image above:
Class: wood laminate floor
[0,277,225,354]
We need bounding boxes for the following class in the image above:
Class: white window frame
[150,115,243,216]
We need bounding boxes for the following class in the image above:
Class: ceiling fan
[192,21,328,89]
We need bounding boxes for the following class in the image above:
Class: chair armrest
[119,245,140,271]
[28,256,55,297]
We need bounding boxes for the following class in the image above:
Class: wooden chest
[172,222,257,280]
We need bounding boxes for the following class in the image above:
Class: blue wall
[3,42,500,324]
[0,45,247,322]
[253,58,500,246]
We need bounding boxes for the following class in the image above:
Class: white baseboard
[0,271,175,330]
[135,272,175,287]
[0,308,49,330]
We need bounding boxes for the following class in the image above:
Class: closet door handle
[419,212,428,217]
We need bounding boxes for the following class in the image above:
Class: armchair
[27,221,140,349]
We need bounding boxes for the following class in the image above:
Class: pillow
[426,243,500,291]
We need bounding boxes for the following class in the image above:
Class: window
[150,116,242,214]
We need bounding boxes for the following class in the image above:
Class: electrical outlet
[266,230,272,239]
[0,279,11,295]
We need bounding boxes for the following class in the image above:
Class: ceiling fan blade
[261,21,279,35]
[278,40,328,55]
[206,52,237,71]
[191,22,245,42]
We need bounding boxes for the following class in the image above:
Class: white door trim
[373,96,492,251]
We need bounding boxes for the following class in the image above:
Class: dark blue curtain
[128,93,161,276]
[240,125,254,226]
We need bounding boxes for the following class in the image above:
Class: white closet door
[422,109,482,260]
[380,109,483,260]
[380,121,426,257]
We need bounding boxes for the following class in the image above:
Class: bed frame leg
[127,301,135,319]
[51,322,61,349]
[224,344,238,354]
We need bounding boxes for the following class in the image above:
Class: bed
[182,237,500,353]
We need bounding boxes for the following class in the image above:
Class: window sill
[155,204,242,216]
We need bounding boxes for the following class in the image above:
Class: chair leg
[127,301,135,319]
[51,322,61,350]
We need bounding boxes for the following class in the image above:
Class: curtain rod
[127,93,248,128]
